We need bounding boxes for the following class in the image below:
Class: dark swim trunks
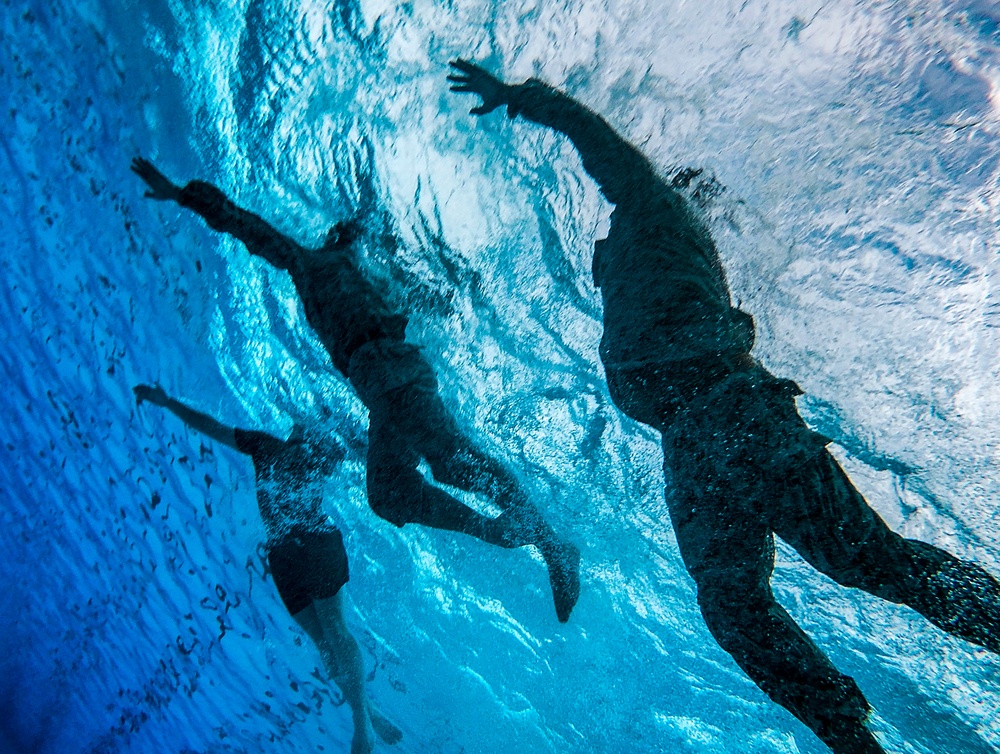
[347,338,436,406]
[267,525,350,616]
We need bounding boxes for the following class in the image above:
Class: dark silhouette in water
[450,58,1000,753]
[132,384,401,754]
[131,157,580,623]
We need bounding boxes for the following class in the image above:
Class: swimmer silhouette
[132,384,401,754]
[450,59,1000,753]
[131,157,580,623]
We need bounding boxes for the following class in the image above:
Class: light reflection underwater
[2,2,999,754]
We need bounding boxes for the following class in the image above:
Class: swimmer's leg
[421,423,581,623]
[416,404,581,622]
[368,387,580,622]
[290,599,374,754]
[366,410,524,545]
[697,578,885,754]
[774,450,1000,654]
[294,592,401,753]
[668,461,885,753]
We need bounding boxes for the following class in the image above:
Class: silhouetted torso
[594,191,747,367]
[290,248,407,374]
[508,82,754,370]
[179,181,406,375]
[234,429,334,541]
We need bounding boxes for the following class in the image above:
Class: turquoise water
[2,2,999,752]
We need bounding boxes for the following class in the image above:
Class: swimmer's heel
[544,540,581,623]
[370,705,402,746]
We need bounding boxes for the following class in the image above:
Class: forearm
[177,180,300,270]
[159,397,238,450]
[506,80,661,204]
[177,180,240,232]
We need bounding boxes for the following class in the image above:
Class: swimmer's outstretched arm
[449,59,664,206]
[131,157,303,272]
[133,384,239,451]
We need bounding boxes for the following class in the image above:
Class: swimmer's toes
[547,541,581,623]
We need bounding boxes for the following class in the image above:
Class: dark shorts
[348,338,436,409]
[267,526,349,616]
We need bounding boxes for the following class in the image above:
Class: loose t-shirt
[233,429,337,542]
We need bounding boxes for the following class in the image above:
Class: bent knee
[367,469,420,528]
[367,491,410,528]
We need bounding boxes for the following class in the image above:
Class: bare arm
[134,384,239,451]
[448,59,663,205]
[131,157,304,271]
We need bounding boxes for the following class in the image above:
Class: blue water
[2,2,999,753]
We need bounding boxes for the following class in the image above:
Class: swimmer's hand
[131,157,181,202]
[448,59,513,116]
[133,383,169,407]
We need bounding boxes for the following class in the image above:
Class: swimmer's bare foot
[370,704,402,746]
[542,540,581,622]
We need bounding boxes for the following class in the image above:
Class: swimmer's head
[323,219,361,251]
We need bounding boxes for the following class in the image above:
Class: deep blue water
[2,2,1000,753]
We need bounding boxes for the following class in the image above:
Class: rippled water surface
[2,2,999,753]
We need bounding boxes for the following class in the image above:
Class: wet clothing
[507,80,1000,752]
[348,338,436,406]
[180,183,545,549]
[179,181,407,375]
[605,350,766,431]
[234,428,337,541]
[268,524,350,615]
[348,339,533,543]
[506,81,755,369]
[665,373,1000,749]
[233,429,350,615]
